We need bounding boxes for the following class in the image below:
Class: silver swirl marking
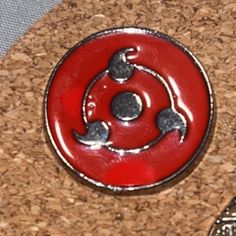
[73,47,187,154]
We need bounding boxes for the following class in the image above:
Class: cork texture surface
[0,0,236,235]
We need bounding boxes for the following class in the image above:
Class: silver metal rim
[44,27,214,192]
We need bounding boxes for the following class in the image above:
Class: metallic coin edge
[209,197,236,235]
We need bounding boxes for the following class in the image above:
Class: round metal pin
[44,27,214,192]
[209,197,236,236]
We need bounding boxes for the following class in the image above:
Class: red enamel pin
[44,27,214,192]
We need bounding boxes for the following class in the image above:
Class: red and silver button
[44,27,214,191]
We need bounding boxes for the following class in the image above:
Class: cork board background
[1,0,236,235]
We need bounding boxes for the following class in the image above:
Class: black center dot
[111,92,143,121]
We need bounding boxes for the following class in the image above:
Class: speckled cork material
[0,0,236,235]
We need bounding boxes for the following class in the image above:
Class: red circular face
[45,28,213,191]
